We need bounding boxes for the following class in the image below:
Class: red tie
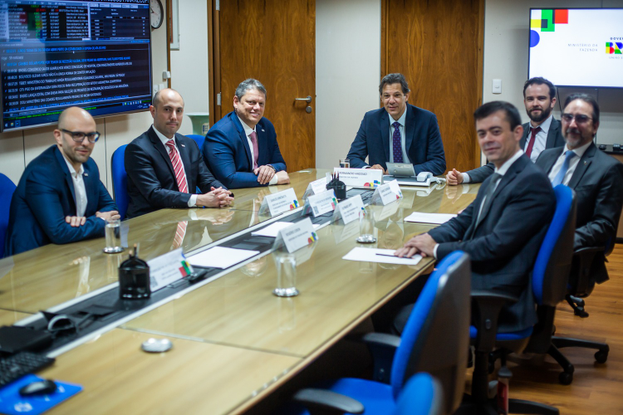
[250,131,259,169]
[171,221,188,250]
[525,126,541,158]
[165,139,188,193]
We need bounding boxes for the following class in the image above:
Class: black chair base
[547,336,609,385]
[565,294,589,317]
[457,396,559,415]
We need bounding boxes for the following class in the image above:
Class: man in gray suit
[447,77,565,185]
[536,93,623,283]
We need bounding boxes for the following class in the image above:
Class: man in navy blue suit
[5,107,118,256]
[125,88,233,218]
[345,73,446,175]
[203,79,289,188]
[395,101,555,333]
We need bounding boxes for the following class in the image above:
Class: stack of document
[404,212,456,224]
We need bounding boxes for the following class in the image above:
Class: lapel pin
[84,172,89,177]
[181,143,185,147]
[261,129,265,132]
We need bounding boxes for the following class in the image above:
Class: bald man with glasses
[4,107,118,256]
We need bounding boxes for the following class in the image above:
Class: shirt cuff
[269,174,278,185]
[188,194,198,207]
[462,173,471,184]
[433,243,439,259]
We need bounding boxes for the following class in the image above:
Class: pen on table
[375,253,399,258]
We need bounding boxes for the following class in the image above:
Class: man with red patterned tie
[446,77,565,185]
[125,88,233,219]
[203,79,289,189]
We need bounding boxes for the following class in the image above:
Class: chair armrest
[572,246,605,293]
[471,290,519,352]
[360,332,401,383]
[292,388,364,415]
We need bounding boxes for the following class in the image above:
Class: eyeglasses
[61,129,100,143]
[561,113,592,124]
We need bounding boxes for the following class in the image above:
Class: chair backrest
[187,134,205,150]
[111,145,129,220]
[532,184,576,306]
[391,251,471,414]
[0,173,17,258]
[394,373,444,415]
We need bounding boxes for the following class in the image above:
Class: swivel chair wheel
[559,371,573,385]
[573,307,589,318]
[595,350,608,364]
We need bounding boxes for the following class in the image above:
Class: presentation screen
[528,8,623,88]
[0,0,152,132]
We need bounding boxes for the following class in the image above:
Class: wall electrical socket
[492,79,502,94]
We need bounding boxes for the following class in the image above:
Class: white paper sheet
[188,246,259,269]
[251,222,294,238]
[342,248,422,265]
[404,212,457,224]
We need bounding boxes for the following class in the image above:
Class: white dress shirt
[62,157,87,217]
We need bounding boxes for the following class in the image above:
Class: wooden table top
[0,170,479,414]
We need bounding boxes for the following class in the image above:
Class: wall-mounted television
[528,8,623,89]
[0,0,152,132]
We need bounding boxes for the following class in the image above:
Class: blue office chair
[187,134,205,150]
[111,145,129,220]
[462,184,576,414]
[0,173,17,258]
[288,251,471,415]
[393,373,444,415]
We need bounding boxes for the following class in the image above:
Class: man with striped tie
[125,88,233,219]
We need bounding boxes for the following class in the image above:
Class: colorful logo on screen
[308,232,318,244]
[607,42,623,54]
[363,180,381,188]
[529,9,568,47]
[289,200,300,209]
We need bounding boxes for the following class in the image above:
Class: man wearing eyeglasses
[536,94,623,283]
[4,107,119,256]
[447,77,565,185]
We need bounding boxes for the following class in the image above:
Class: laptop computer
[383,163,435,187]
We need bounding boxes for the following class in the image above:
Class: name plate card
[275,217,318,253]
[333,194,364,224]
[303,177,329,200]
[333,168,382,188]
[372,180,403,206]
[259,188,300,217]
[306,189,337,217]
[148,248,192,292]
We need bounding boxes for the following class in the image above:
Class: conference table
[0,169,478,414]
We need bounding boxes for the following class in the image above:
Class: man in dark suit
[345,73,446,175]
[5,107,118,256]
[395,101,556,333]
[125,88,233,218]
[203,79,289,189]
[536,93,623,283]
[447,77,565,185]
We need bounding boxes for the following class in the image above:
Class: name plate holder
[331,194,364,225]
[333,168,382,188]
[303,189,338,217]
[259,188,300,217]
[148,248,193,293]
[302,177,329,201]
[371,180,403,206]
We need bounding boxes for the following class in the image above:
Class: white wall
[0,11,170,192]
[483,0,623,148]
[315,0,381,169]
[170,0,210,136]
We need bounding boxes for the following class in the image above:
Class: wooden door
[382,0,484,173]
[211,0,316,172]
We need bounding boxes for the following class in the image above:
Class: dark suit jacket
[536,143,623,282]
[4,145,117,256]
[430,154,556,332]
[346,103,446,175]
[125,127,226,219]
[203,112,286,189]
[466,118,565,183]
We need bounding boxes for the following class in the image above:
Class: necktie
[476,173,501,228]
[525,126,541,159]
[165,139,188,193]
[250,131,259,169]
[552,151,577,186]
[392,122,403,163]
